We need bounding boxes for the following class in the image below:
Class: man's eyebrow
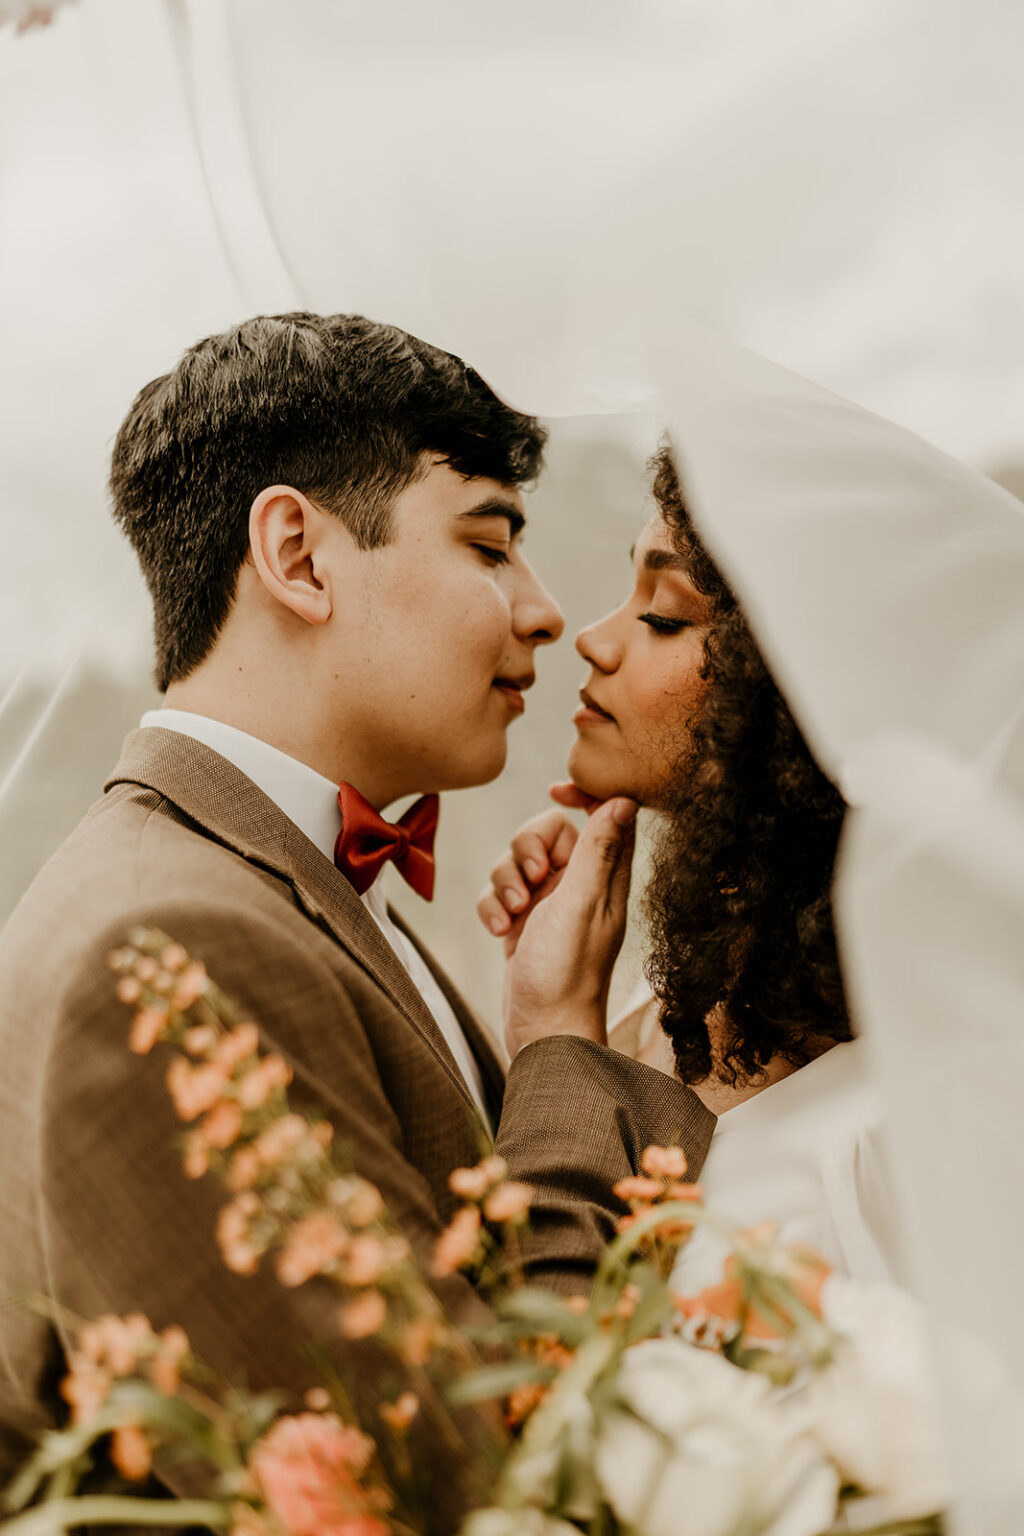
[457,498,525,538]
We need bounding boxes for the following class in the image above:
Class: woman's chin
[567,743,644,805]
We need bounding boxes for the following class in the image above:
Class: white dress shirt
[140,709,489,1119]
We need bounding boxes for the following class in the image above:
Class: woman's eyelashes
[638,611,690,634]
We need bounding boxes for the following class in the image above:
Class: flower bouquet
[0,932,948,1536]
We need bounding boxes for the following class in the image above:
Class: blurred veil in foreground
[3,3,1024,1529]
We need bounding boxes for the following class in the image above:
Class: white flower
[460,1510,581,1536]
[804,1274,952,1520]
[594,1338,838,1536]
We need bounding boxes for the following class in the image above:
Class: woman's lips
[573,687,615,727]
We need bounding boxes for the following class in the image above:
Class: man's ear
[248,486,333,625]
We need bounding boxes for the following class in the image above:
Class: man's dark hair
[109,312,547,690]
[642,445,852,1086]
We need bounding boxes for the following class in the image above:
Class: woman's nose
[575,613,620,672]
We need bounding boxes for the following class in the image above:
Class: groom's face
[321,457,564,806]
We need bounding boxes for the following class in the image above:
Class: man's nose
[515,563,565,646]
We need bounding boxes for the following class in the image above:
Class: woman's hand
[487,795,637,1059]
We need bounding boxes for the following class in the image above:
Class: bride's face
[568,515,714,808]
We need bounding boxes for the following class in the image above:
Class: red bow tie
[334,783,439,901]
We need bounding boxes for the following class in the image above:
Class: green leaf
[446,1358,554,1406]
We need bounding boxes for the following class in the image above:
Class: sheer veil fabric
[4,3,1024,1528]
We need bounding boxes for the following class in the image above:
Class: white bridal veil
[3,2,1024,1530]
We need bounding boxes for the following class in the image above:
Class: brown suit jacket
[0,727,714,1510]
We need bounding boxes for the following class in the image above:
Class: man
[0,313,714,1513]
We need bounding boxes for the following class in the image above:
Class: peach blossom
[78,1313,152,1375]
[431,1205,482,1277]
[276,1213,349,1288]
[183,1024,219,1056]
[149,1326,190,1395]
[255,1114,309,1167]
[129,1006,169,1055]
[483,1181,533,1224]
[228,1145,264,1191]
[338,1291,387,1340]
[212,1023,260,1072]
[135,957,159,985]
[613,1175,663,1203]
[478,1154,508,1185]
[201,1099,245,1150]
[166,1058,231,1122]
[111,1423,152,1481]
[304,1387,331,1411]
[665,1180,704,1202]
[641,1145,689,1180]
[339,1233,388,1287]
[61,1358,111,1423]
[116,977,141,1005]
[448,1165,490,1201]
[252,1413,389,1536]
[379,1391,419,1432]
[395,1317,436,1367]
[183,1131,210,1180]
[159,943,188,973]
[170,961,209,1009]
[237,1054,293,1112]
[328,1177,381,1227]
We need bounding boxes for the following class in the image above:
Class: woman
[479,445,898,1289]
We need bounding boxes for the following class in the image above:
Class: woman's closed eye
[639,612,691,634]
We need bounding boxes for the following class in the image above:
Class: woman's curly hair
[643,446,852,1086]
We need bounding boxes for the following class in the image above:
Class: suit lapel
[106,730,487,1119]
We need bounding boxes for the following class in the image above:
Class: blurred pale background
[2,0,1023,1032]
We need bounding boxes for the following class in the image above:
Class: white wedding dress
[611,996,899,1295]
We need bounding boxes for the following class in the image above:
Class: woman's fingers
[477,887,512,936]
[510,810,578,883]
[549,780,603,815]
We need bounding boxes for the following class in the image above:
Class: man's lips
[573,686,616,726]
[492,674,534,713]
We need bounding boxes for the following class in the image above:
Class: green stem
[0,1496,230,1536]
[592,1200,728,1293]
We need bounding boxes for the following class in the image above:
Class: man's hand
[491,796,637,1059]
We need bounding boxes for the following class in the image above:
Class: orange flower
[159,943,188,973]
[237,1054,293,1111]
[328,1177,381,1228]
[200,1098,245,1150]
[61,1358,111,1423]
[483,1181,533,1224]
[148,1326,190,1395]
[111,1423,152,1481]
[431,1205,482,1277]
[379,1391,418,1432]
[212,1023,261,1072]
[116,977,141,1005]
[78,1313,152,1375]
[338,1291,387,1340]
[166,1059,231,1122]
[613,1175,663,1203]
[395,1316,436,1367]
[129,1006,170,1055]
[478,1154,508,1184]
[217,1193,264,1275]
[448,1165,491,1201]
[183,1024,219,1056]
[251,1413,390,1536]
[641,1145,689,1180]
[183,1131,210,1180]
[254,1114,309,1168]
[276,1213,350,1288]
[169,961,209,1010]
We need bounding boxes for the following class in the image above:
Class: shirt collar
[140,709,342,864]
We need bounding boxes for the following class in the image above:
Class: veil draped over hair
[3,3,1024,1528]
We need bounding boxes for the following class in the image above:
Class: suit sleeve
[496,1035,716,1292]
